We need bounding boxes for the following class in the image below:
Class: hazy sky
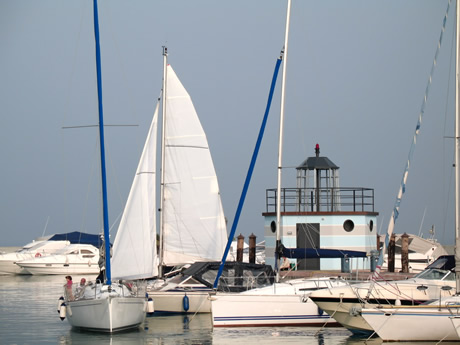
[0,0,457,247]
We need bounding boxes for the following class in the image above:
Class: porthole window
[369,220,374,232]
[270,220,276,233]
[343,219,354,232]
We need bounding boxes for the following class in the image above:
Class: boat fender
[395,298,401,306]
[317,306,324,316]
[88,260,91,267]
[35,252,41,258]
[57,296,64,313]
[183,294,190,312]
[59,303,66,321]
[147,298,154,314]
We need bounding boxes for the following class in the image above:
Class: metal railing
[265,187,374,213]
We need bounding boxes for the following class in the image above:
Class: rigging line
[62,125,138,129]
[369,0,452,296]
[213,53,283,289]
[442,22,456,241]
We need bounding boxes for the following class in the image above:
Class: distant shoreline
[0,247,21,254]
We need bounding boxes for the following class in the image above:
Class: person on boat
[64,276,74,301]
[280,256,290,271]
[75,277,86,298]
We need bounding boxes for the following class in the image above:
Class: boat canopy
[48,231,103,247]
[182,261,275,292]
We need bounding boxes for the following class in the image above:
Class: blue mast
[213,53,283,289]
[93,0,111,285]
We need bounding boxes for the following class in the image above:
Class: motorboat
[17,244,100,275]
[0,240,70,275]
[308,255,456,333]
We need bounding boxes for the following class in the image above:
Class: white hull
[309,278,456,333]
[210,293,337,327]
[361,306,460,341]
[148,290,211,314]
[67,296,146,332]
[451,316,460,338]
[20,263,100,275]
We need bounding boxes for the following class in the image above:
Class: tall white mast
[455,0,460,294]
[276,0,291,283]
[159,46,168,278]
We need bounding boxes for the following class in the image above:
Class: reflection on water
[1,275,457,345]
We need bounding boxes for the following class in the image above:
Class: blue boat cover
[48,231,103,247]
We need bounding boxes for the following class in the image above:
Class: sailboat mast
[455,0,460,294]
[158,46,168,278]
[93,0,111,285]
[275,0,291,283]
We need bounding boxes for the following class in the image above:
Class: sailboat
[117,47,228,313]
[209,0,356,327]
[357,0,460,341]
[59,0,146,332]
[308,1,458,335]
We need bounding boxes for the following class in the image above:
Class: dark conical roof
[296,156,339,170]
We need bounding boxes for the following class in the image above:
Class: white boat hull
[309,279,456,333]
[148,290,211,314]
[210,293,338,327]
[20,262,100,275]
[67,296,146,332]
[361,306,460,341]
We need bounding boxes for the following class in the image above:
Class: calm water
[0,275,455,345]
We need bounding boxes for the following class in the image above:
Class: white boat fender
[395,298,401,306]
[57,296,64,313]
[59,303,66,320]
[147,298,154,314]
[183,294,190,312]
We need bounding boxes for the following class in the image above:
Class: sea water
[0,275,455,345]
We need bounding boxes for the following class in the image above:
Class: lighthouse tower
[263,144,378,270]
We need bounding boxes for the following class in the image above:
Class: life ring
[35,253,42,258]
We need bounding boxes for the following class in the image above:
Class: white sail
[162,65,227,266]
[112,102,159,279]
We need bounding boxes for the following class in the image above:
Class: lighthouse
[263,144,378,271]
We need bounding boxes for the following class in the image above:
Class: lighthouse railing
[265,187,374,213]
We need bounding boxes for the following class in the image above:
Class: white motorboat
[210,277,347,327]
[360,296,460,341]
[17,244,100,275]
[0,240,70,275]
[308,255,456,333]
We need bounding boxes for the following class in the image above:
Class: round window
[343,219,355,232]
[270,220,276,233]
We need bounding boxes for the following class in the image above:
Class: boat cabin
[263,144,378,271]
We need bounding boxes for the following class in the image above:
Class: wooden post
[249,233,256,264]
[401,232,409,273]
[388,233,396,272]
[237,234,244,262]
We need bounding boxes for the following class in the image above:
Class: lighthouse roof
[296,156,339,170]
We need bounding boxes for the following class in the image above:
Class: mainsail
[112,64,227,278]
[162,65,227,265]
